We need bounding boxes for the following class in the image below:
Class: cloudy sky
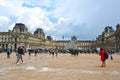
[0,0,120,40]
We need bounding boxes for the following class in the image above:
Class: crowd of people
[4,46,115,67]
[5,46,59,64]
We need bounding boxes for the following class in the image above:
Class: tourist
[55,47,58,56]
[49,49,55,58]
[34,49,38,56]
[28,49,32,58]
[15,49,19,62]
[109,49,114,60]
[16,46,25,64]
[75,49,79,56]
[6,48,11,58]
[99,48,106,67]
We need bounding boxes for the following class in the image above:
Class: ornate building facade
[1,23,120,51]
[54,36,94,50]
[0,23,94,51]
[96,24,120,51]
[0,23,45,50]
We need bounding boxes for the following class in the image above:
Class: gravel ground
[0,52,120,80]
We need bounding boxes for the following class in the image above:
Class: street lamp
[62,36,64,49]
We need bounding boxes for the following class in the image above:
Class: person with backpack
[99,48,107,67]
[6,48,11,58]
[16,46,25,64]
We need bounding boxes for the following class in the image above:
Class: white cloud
[0,16,9,27]
[0,0,120,40]
[15,7,55,32]
[58,17,66,24]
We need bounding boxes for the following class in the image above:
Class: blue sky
[0,0,120,40]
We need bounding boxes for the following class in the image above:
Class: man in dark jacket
[16,46,25,64]
[6,48,11,58]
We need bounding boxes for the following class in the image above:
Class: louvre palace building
[0,23,120,51]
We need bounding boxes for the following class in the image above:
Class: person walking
[6,48,11,58]
[55,47,58,56]
[28,49,32,59]
[34,49,38,56]
[15,49,19,62]
[99,48,106,67]
[16,46,25,64]
[109,49,113,60]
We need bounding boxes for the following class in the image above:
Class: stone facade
[0,23,45,50]
[51,36,94,50]
[96,24,120,50]
[115,24,120,50]
[0,23,94,50]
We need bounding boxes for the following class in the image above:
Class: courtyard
[0,52,120,80]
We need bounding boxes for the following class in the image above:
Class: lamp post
[62,36,64,49]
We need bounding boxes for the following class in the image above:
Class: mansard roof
[104,26,115,33]
[14,23,28,30]
[34,28,45,35]
[12,23,28,33]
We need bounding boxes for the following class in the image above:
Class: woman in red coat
[99,48,106,67]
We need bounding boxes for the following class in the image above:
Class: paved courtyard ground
[0,52,120,80]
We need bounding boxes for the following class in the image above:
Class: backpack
[104,52,109,59]
[7,49,10,53]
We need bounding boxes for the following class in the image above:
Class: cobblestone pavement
[0,52,120,80]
